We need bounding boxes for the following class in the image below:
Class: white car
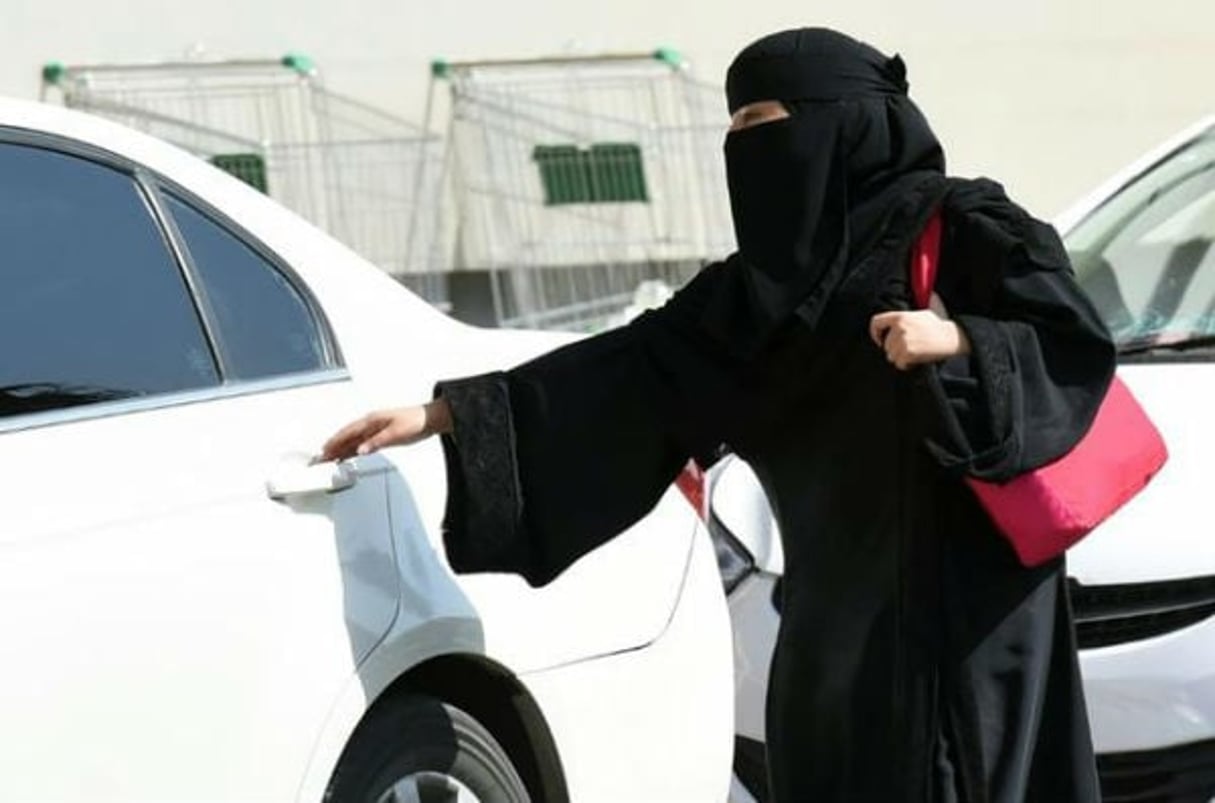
[715,116,1215,803]
[0,97,734,803]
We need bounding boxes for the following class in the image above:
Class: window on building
[533,143,648,205]
[209,153,268,193]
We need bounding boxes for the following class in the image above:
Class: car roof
[0,96,239,185]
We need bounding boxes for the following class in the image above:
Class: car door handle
[266,459,358,501]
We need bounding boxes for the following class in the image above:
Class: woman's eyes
[732,111,767,129]
[729,105,789,131]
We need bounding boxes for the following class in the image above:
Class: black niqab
[708,28,946,356]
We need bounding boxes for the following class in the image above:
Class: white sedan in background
[0,97,733,802]
[716,116,1215,803]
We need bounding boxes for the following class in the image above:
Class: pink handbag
[911,211,1169,567]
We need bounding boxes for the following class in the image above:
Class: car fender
[294,614,486,803]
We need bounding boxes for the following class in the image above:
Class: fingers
[321,413,391,462]
[357,422,408,455]
[869,311,915,371]
[886,339,913,371]
[321,406,432,461]
[870,309,962,370]
[869,311,900,347]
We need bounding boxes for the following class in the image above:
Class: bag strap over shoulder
[910,210,943,310]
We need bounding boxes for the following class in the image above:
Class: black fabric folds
[911,179,1117,481]
[434,177,1112,800]
[432,26,1111,803]
[437,277,747,586]
[726,27,909,111]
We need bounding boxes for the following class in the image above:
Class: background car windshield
[1066,132,1215,346]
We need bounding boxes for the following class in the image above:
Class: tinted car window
[165,193,326,380]
[0,143,218,419]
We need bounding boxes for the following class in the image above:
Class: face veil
[703,27,947,357]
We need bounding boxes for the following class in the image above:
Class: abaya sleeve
[435,262,755,587]
[914,179,1117,482]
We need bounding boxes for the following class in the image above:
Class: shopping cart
[41,55,446,304]
[421,49,735,330]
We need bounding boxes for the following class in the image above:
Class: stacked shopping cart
[423,49,735,329]
[42,49,735,330]
[41,54,446,304]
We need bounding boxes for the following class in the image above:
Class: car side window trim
[0,127,351,433]
[133,169,232,378]
[0,368,350,436]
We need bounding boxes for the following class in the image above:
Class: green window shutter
[533,143,647,205]
[533,145,590,205]
[589,143,648,203]
[209,153,269,194]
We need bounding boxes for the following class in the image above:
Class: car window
[0,143,218,419]
[1067,133,1215,344]
[164,193,327,380]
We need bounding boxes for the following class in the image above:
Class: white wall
[3,0,1210,217]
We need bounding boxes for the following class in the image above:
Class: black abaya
[435,176,1113,802]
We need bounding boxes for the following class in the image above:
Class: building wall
[4,0,1209,217]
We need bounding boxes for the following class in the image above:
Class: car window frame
[0,126,348,435]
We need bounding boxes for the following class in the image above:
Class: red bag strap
[910,210,943,310]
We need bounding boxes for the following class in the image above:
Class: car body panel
[519,520,735,803]
[726,571,780,743]
[1082,613,1215,754]
[0,379,401,800]
[1067,363,1215,584]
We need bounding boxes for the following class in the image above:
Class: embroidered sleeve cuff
[434,372,532,578]
[951,314,1021,480]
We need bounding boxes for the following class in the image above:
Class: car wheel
[326,693,531,803]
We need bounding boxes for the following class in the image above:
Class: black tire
[326,693,531,803]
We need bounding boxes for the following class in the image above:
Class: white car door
[0,136,399,801]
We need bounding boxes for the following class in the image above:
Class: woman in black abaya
[324,28,1113,802]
